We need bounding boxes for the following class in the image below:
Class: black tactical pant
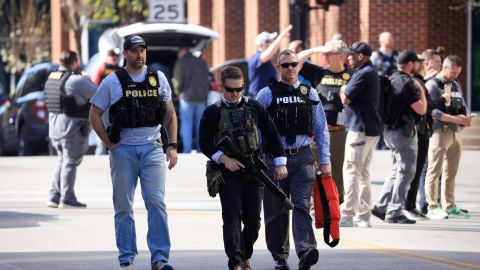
[406,130,430,211]
[219,169,264,270]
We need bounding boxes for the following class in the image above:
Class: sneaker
[298,248,319,270]
[339,216,354,227]
[46,201,59,208]
[59,201,87,209]
[371,208,386,221]
[426,207,448,220]
[151,260,173,270]
[404,209,427,220]
[243,260,252,270]
[420,205,428,215]
[354,219,372,228]
[385,215,416,224]
[447,207,470,218]
[120,262,133,270]
[274,259,289,270]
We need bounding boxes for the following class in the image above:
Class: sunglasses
[280,62,299,69]
[224,86,244,93]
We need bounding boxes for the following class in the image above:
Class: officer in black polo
[372,49,427,224]
[256,49,331,270]
[199,66,287,270]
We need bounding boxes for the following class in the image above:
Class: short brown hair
[277,49,298,64]
[220,66,244,85]
[59,50,78,67]
[443,55,463,69]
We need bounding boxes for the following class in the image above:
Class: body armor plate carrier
[44,71,90,118]
[267,79,318,138]
[432,78,466,116]
[214,97,261,156]
[109,67,167,128]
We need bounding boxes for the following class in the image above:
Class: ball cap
[347,41,372,56]
[397,49,424,64]
[124,35,147,51]
[255,32,278,46]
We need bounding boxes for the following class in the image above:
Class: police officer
[45,50,97,209]
[371,50,427,224]
[89,35,178,270]
[256,49,331,270]
[199,66,287,270]
[424,55,472,219]
[339,42,382,228]
[306,40,354,205]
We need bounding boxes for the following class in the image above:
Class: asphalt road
[0,150,479,270]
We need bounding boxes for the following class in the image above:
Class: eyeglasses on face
[224,86,244,93]
[280,62,299,69]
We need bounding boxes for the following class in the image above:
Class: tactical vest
[384,72,416,128]
[100,63,120,83]
[44,70,90,118]
[109,67,167,128]
[267,80,318,137]
[432,78,466,116]
[214,97,260,156]
[316,69,353,112]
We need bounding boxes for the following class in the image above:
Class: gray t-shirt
[49,72,97,139]
[90,66,172,145]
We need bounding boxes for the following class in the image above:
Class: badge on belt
[442,124,449,132]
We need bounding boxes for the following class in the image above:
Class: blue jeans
[109,142,170,265]
[179,99,206,153]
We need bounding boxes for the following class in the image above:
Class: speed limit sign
[148,0,186,23]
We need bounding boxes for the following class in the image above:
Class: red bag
[313,171,340,247]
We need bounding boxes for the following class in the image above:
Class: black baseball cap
[397,49,424,64]
[123,35,147,51]
[347,41,372,56]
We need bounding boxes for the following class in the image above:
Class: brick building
[51,0,478,110]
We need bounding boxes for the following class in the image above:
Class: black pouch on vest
[206,160,224,197]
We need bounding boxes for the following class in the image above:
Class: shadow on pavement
[0,211,57,229]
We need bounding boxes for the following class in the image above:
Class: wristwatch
[167,143,178,150]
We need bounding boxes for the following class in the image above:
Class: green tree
[0,0,51,76]
[61,0,148,62]
[84,0,148,25]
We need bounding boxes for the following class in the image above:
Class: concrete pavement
[0,150,479,270]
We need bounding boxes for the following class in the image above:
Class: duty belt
[285,145,310,156]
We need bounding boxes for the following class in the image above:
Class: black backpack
[378,74,393,124]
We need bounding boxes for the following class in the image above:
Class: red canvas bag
[313,171,340,247]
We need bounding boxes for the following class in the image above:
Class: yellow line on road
[340,238,480,270]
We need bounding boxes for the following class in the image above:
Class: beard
[130,59,144,69]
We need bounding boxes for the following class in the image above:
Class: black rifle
[216,136,294,210]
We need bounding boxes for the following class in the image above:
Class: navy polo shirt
[343,61,382,136]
